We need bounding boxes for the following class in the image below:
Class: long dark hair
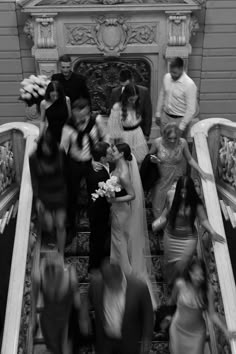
[120,84,140,121]
[36,129,59,161]
[169,176,202,230]
[116,143,132,161]
[183,258,209,309]
[45,80,66,104]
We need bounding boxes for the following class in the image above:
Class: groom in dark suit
[86,142,112,272]
[81,261,154,354]
[109,69,153,140]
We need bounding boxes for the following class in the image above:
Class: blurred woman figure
[149,122,211,218]
[33,253,80,354]
[169,258,236,354]
[40,80,71,143]
[29,129,67,257]
[108,84,148,165]
[152,176,225,285]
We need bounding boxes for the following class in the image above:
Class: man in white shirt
[81,261,153,354]
[155,57,198,135]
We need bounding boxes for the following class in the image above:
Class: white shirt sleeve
[179,81,197,131]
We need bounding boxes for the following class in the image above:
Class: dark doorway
[74,57,151,115]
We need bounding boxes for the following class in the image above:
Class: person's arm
[140,283,154,354]
[155,81,165,125]
[60,125,73,154]
[39,100,46,137]
[66,96,72,119]
[179,81,197,132]
[207,286,236,341]
[141,88,152,139]
[182,139,213,180]
[152,191,172,231]
[70,265,81,309]
[96,115,110,143]
[197,204,225,243]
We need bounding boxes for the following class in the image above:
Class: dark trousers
[88,206,111,272]
[67,158,92,232]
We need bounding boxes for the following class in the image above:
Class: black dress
[46,99,68,143]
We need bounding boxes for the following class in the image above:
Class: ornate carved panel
[74,58,151,114]
[218,136,236,192]
[65,17,156,56]
[0,140,16,196]
[36,16,56,48]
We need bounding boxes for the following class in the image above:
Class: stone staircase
[33,206,170,354]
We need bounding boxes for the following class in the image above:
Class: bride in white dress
[108,84,148,165]
[109,143,157,309]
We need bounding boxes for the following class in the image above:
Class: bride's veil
[128,154,157,309]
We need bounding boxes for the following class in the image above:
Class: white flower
[19,88,25,94]
[22,92,32,100]
[38,88,46,96]
[21,78,32,86]
[29,75,37,82]
[24,84,34,94]
[31,90,39,98]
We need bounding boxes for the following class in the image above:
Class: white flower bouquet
[19,74,50,107]
[91,176,121,202]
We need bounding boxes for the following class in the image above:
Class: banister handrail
[0,123,39,354]
[191,118,236,354]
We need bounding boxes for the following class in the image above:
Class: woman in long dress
[108,84,148,165]
[152,176,225,286]
[149,122,211,219]
[33,252,81,354]
[40,80,71,143]
[109,143,157,309]
[169,258,236,354]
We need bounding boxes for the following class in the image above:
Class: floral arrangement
[91,176,121,201]
[19,75,50,107]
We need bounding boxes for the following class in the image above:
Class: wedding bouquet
[91,176,121,202]
[19,75,50,107]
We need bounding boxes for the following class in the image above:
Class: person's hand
[35,199,45,214]
[155,115,161,126]
[211,231,225,244]
[150,155,160,164]
[200,170,214,181]
[225,330,236,341]
[92,160,102,172]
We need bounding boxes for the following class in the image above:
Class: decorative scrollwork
[36,16,56,48]
[23,18,34,42]
[0,141,15,196]
[167,13,187,46]
[66,18,156,55]
[74,58,151,115]
[189,15,200,38]
[218,136,236,190]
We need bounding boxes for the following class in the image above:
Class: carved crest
[66,17,155,55]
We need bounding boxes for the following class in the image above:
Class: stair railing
[0,122,39,354]
[191,118,236,354]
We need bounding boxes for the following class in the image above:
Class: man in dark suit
[81,261,154,354]
[110,69,153,140]
[52,54,90,104]
[86,142,112,273]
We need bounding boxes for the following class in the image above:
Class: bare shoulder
[66,96,70,103]
[112,102,121,111]
[175,278,185,289]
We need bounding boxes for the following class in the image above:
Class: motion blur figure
[169,258,236,354]
[81,261,154,354]
[29,130,67,257]
[33,253,80,354]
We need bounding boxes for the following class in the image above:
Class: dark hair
[119,69,133,83]
[170,57,184,69]
[120,84,140,121]
[72,97,90,111]
[184,258,209,309]
[92,142,110,162]
[116,143,132,161]
[36,129,59,160]
[59,54,72,63]
[45,81,66,104]
[169,176,202,230]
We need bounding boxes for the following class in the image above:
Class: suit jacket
[89,273,154,354]
[110,85,152,137]
[86,164,110,222]
[51,72,90,104]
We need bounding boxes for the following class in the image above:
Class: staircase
[33,203,170,354]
